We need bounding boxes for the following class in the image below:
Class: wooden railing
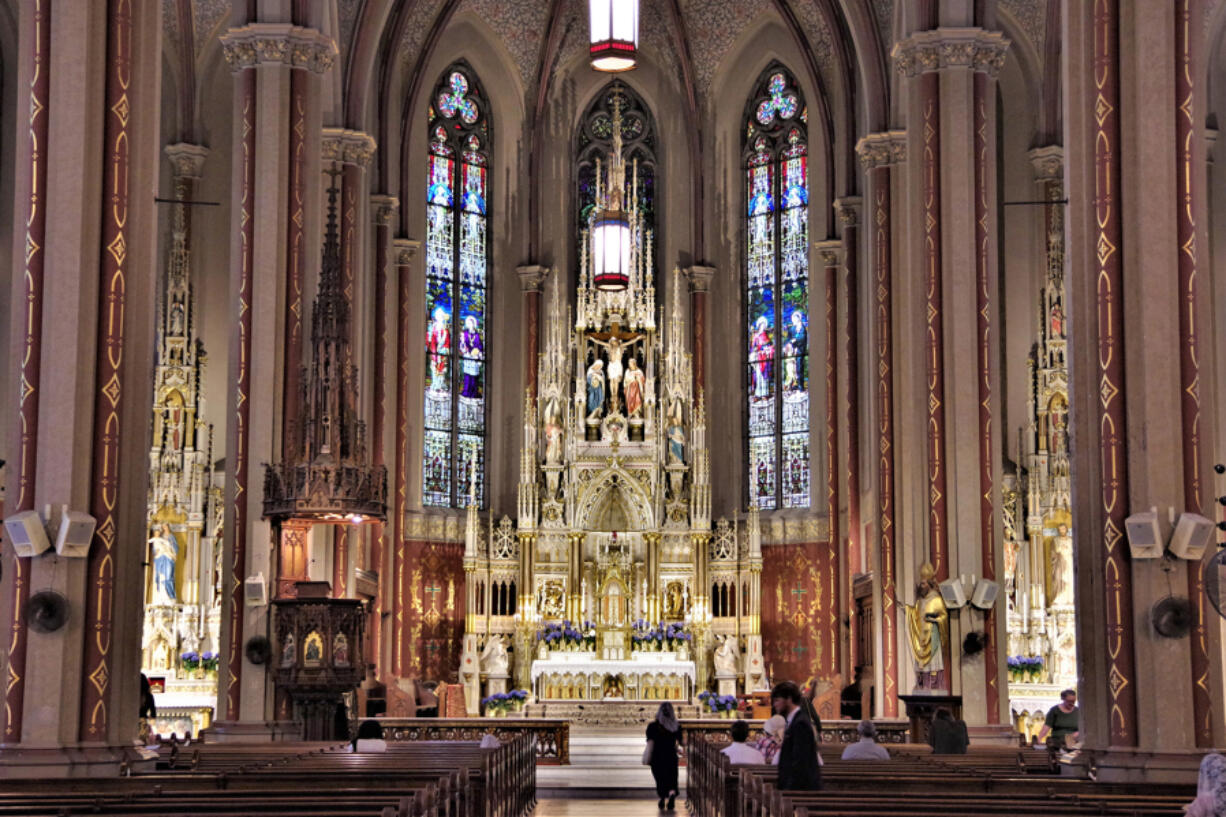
[374,717,569,764]
[679,717,910,747]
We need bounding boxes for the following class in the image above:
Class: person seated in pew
[1186,752,1226,817]
[350,719,388,752]
[721,719,766,765]
[840,719,890,760]
[753,715,786,765]
[928,707,969,755]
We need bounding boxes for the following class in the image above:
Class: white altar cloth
[530,653,696,683]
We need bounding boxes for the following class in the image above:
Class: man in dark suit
[771,681,821,791]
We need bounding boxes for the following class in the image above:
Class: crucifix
[586,321,645,415]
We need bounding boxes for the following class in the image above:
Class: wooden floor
[535,799,682,815]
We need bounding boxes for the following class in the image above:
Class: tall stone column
[1063,1,1222,769]
[3,0,50,747]
[685,266,715,396]
[855,132,905,717]
[893,26,1009,723]
[216,21,337,728]
[369,195,398,676]
[517,266,547,398]
[834,197,862,673]
[1174,0,1213,748]
[0,0,159,771]
[816,239,843,677]
[391,238,419,678]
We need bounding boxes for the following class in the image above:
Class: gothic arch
[573,467,656,532]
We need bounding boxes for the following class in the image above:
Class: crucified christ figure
[589,332,643,415]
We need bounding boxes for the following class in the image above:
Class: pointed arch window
[576,80,657,259]
[423,64,490,508]
[744,65,810,509]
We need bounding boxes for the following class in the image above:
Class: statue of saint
[624,358,646,417]
[713,635,739,676]
[905,562,949,690]
[666,399,685,465]
[543,397,563,465]
[585,359,606,420]
[1049,523,1074,606]
[664,581,684,619]
[150,524,178,605]
[480,634,509,675]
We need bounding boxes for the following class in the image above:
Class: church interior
[1,0,1225,811]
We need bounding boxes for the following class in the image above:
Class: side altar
[456,94,766,713]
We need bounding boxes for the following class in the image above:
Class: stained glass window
[424,64,489,508]
[745,66,809,510]
[576,80,657,246]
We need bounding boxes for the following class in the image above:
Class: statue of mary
[150,524,178,605]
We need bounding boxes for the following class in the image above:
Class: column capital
[685,265,715,293]
[220,23,337,74]
[322,128,377,168]
[856,131,907,169]
[370,194,399,226]
[833,197,863,226]
[814,240,843,267]
[516,264,549,292]
[392,238,421,266]
[1028,145,1064,182]
[890,28,1010,78]
[164,142,209,180]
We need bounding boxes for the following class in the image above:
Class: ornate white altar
[455,92,764,715]
[531,652,696,701]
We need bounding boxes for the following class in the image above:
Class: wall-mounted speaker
[1170,512,1214,561]
[937,578,967,609]
[971,578,1000,610]
[4,511,50,558]
[53,511,96,558]
[1125,511,1164,559]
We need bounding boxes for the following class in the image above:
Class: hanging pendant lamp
[589,0,638,72]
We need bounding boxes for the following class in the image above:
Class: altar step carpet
[524,701,701,726]
[537,726,688,799]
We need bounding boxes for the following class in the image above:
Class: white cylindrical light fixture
[589,0,638,72]
[592,212,631,291]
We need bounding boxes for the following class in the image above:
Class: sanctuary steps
[523,700,700,726]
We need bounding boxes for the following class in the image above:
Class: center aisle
[535,800,682,815]
[537,726,688,799]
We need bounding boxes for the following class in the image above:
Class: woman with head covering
[1187,753,1226,817]
[645,702,682,810]
[754,714,787,765]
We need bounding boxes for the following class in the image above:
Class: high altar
[456,97,765,713]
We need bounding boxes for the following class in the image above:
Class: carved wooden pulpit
[273,581,366,740]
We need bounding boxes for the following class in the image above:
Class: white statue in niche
[480,634,509,675]
[714,634,739,677]
[1049,523,1074,606]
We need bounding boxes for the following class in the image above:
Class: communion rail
[373,717,569,765]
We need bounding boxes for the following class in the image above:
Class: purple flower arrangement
[180,651,200,672]
[630,621,693,652]
[698,690,738,713]
[539,620,596,651]
[482,689,529,714]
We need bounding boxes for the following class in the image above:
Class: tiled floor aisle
[534,799,683,815]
